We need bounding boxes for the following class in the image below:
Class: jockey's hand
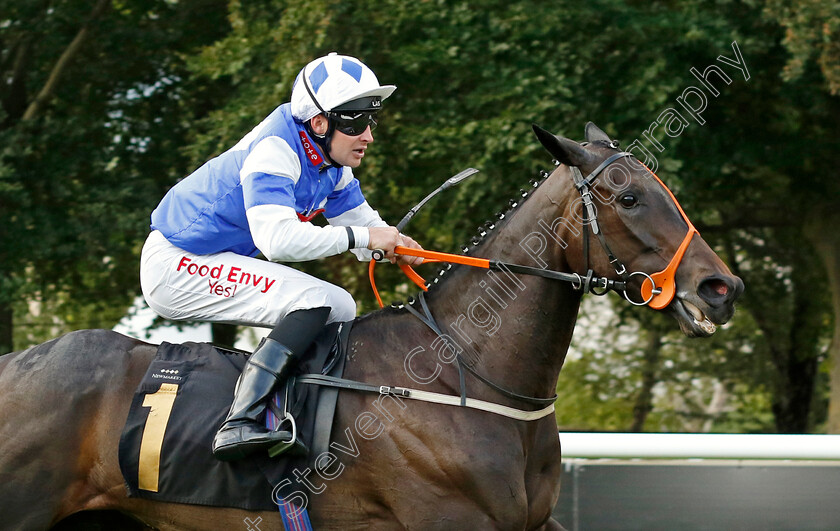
[368,227,424,265]
[396,234,424,267]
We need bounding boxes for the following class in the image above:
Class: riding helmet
[291,53,396,122]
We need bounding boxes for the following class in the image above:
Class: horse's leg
[0,330,155,529]
[523,418,563,530]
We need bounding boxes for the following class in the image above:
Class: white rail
[559,432,840,460]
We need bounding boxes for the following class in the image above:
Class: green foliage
[0,0,229,350]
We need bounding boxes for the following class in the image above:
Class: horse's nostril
[699,277,734,305]
[710,280,728,297]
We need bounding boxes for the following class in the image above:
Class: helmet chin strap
[304,119,336,167]
[301,65,337,166]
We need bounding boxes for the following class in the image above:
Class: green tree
[0,0,228,353]
[761,0,840,432]
[662,1,838,432]
[556,297,777,434]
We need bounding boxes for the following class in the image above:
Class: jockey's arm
[240,138,372,262]
[246,204,422,265]
[246,204,370,262]
[327,201,423,266]
[241,138,421,264]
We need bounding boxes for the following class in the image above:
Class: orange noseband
[638,170,699,310]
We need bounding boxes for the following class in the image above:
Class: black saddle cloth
[118,322,350,511]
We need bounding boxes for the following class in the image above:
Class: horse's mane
[425,139,623,295]
[422,162,555,295]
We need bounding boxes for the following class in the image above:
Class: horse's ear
[584,122,612,143]
[532,124,595,168]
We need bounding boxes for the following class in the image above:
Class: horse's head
[532,123,743,337]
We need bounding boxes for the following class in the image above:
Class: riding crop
[368,168,479,307]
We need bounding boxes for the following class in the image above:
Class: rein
[369,151,698,310]
[389,246,627,295]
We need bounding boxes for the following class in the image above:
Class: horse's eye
[619,192,638,208]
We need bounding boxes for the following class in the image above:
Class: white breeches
[140,231,356,327]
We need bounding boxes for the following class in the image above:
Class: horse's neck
[427,175,582,400]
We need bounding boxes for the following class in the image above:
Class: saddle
[117,322,351,512]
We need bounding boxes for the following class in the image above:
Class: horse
[0,123,743,530]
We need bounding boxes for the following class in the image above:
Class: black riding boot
[212,338,297,461]
[212,307,331,462]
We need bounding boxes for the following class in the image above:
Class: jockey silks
[150,103,371,260]
[142,102,388,328]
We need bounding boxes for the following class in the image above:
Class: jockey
[140,53,422,461]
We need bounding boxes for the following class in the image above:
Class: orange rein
[368,247,490,308]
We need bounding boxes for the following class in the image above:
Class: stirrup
[268,412,308,457]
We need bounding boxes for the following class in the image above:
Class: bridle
[569,146,699,309]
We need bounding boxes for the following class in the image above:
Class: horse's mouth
[672,297,717,337]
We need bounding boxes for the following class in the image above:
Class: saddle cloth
[117,322,350,512]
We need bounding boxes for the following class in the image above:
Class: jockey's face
[310,114,374,168]
[328,125,373,168]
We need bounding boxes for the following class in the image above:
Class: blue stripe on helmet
[341,58,363,82]
[309,62,328,93]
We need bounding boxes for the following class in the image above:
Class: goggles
[328,111,378,136]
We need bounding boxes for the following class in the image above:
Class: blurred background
[2,0,838,435]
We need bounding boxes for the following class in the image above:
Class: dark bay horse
[0,123,742,530]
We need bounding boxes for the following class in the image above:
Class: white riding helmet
[291,53,397,122]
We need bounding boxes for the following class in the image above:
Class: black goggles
[328,111,378,136]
